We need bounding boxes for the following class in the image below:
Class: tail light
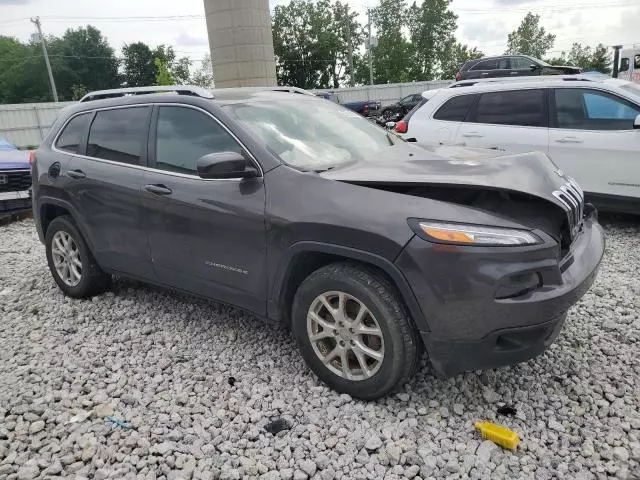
[29,150,37,169]
[363,104,369,116]
[395,120,408,134]
[455,71,462,81]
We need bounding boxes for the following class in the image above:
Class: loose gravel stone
[0,217,639,480]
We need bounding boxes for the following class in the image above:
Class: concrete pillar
[204,0,277,88]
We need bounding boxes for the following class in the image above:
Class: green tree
[190,54,214,87]
[49,26,119,92]
[272,0,362,89]
[152,45,191,84]
[440,43,484,79]
[122,42,156,87]
[370,0,412,84]
[548,43,612,73]
[506,12,555,59]
[155,58,174,85]
[408,0,458,80]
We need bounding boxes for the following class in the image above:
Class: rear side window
[155,106,243,175]
[472,59,498,70]
[433,95,477,122]
[55,113,91,154]
[475,89,545,127]
[87,107,150,165]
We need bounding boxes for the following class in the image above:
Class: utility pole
[367,9,374,86]
[31,17,58,102]
[345,6,355,87]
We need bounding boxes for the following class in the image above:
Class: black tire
[382,108,394,121]
[45,215,111,298]
[291,262,421,400]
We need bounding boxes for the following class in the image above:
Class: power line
[1,1,637,25]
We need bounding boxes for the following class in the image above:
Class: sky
[1,0,639,67]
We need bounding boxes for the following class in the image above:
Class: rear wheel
[292,262,420,400]
[45,215,111,298]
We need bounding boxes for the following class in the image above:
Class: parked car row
[30,84,605,400]
[394,74,640,212]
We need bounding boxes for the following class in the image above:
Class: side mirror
[196,151,258,179]
[385,121,396,130]
[635,114,640,130]
[530,64,540,71]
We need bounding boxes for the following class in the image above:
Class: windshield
[528,56,551,67]
[224,99,399,170]
[621,83,640,99]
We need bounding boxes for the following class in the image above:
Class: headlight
[414,221,541,246]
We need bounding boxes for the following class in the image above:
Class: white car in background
[399,75,640,212]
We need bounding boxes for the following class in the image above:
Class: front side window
[475,89,544,127]
[433,94,477,122]
[55,113,91,154]
[224,99,401,170]
[87,107,150,164]
[155,106,243,175]
[554,88,640,130]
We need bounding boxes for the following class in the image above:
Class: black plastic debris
[228,377,236,387]
[264,418,292,435]
[497,405,517,416]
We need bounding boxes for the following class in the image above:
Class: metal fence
[0,80,453,148]
[312,80,453,107]
[0,101,74,148]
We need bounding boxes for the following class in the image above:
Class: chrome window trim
[52,103,264,182]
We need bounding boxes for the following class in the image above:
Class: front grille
[0,169,31,193]
[552,178,584,241]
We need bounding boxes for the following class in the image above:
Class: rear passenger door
[143,104,267,316]
[456,88,550,154]
[63,106,156,279]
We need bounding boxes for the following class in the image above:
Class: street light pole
[31,16,58,103]
[368,9,374,86]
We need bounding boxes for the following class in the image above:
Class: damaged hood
[320,144,574,208]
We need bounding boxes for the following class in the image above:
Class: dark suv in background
[457,55,582,81]
[32,85,604,399]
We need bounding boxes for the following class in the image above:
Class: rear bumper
[396,212,605,376]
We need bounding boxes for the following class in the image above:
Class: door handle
[66,169,86,179]
[462,132,484,138]
[555,137,583,144]
[143,184,173,196]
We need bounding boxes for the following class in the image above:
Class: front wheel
[291,263,421,400]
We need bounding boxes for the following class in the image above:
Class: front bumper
[0,189,32,216]
[396,212,605,377]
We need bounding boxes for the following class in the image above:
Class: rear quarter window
[55,113,91,154]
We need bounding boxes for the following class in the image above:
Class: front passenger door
[144,105,267,315]
[549,88,640,198]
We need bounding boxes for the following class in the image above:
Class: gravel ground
[0,217,639,480]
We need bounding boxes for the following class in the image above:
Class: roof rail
[265,86,315,96]
[79,85,214,102]
[450,75,597,88]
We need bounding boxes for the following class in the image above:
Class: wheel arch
[269,241,429,332]
[37,197,95,253]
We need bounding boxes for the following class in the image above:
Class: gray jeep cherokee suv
[32,86,604,400]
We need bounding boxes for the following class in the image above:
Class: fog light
[495,272,541,299]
